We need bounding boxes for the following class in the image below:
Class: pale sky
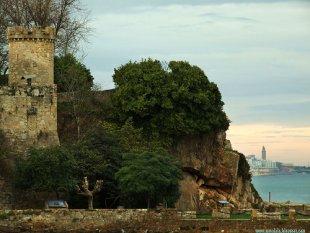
[80,0,310,165]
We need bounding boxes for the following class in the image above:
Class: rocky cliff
[172,132,262,212]
[57,91,263,211]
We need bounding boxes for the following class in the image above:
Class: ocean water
[252,173,310,203]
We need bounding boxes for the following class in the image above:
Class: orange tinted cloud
[227,124,310,165]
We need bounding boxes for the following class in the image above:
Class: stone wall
[0,26,59,153]
[0,177,12,210]
[0,209,308,233]
[0,86,59,152]
[7,26,55,86]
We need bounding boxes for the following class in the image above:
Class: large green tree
[68,127,123,208]
[116,150,182,208]
[15,146,77,199]
[112,59,229,140]
[54,53,93,92]
[55,53,97,140]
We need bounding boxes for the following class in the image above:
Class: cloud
[227,124,310,164]
[80,0,310,165]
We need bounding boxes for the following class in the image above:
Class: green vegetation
[55,53,99,140]
[69,127,122,208]
[281,214,310,220]
[112,59,229,142]
[15,146,77,199]
[11,58,230,209]
[234,150,252,181]
[196,213,212,219]
[230,212,251,219]
[101,118,169,153]
[0,210,14,220]
[116,150,182,208]
[197,212,251,220]
[54,53,93,92]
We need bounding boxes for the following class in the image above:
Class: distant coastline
[251,166,310,176]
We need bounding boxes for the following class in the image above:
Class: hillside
[57,90,263,211]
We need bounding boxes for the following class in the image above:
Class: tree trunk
[87,194,93,210]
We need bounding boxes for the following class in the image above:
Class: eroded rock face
[173,132,262,212]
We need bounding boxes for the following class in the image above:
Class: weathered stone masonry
[0,26,59,152]
[0,209,309,233]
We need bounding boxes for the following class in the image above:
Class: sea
[252,173,310,203]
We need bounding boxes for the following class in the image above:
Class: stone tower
[262,146,266,160]
[0,26,59,153]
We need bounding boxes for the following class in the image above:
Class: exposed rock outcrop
[172,132,262,212]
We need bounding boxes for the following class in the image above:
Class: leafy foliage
[55,54,98,141]
[236,151,252,181]
[54,53,93,92]
[116,150,182,208]
[0,46,8,85]
[112,59,229,140]
[101,118,170,153]
[68,127,123,208]
[15,146,77,198]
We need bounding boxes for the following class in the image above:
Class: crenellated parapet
[7,26,55,87]
[7,26,55,42]
[0,26,59,156]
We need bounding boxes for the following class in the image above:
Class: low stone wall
[0,177,12,210]
[266,203,310,214]
[0,209,309,233]
[252,209,281,220]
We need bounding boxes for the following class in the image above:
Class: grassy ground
[196,213,251,220]
[281,214,310,220]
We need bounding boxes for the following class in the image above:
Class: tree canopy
[54,53,93,92]
[112,59,229,140]
[116,150,182,208]
[15,146,77,199]
[55,53,97,140]
[68,127,123,208]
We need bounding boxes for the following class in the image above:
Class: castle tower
[262,146,266,160]
[0,26,59,152]
[7,26,55,86]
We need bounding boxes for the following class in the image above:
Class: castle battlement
[7,26,55,86]
[7,26,55,42]
[0,26,59,153]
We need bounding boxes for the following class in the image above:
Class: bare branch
[75,176,104,210]
[0,0,91,60]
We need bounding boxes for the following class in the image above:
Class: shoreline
[252,171,310,177]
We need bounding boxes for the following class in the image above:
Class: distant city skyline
[80,0,310,165]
